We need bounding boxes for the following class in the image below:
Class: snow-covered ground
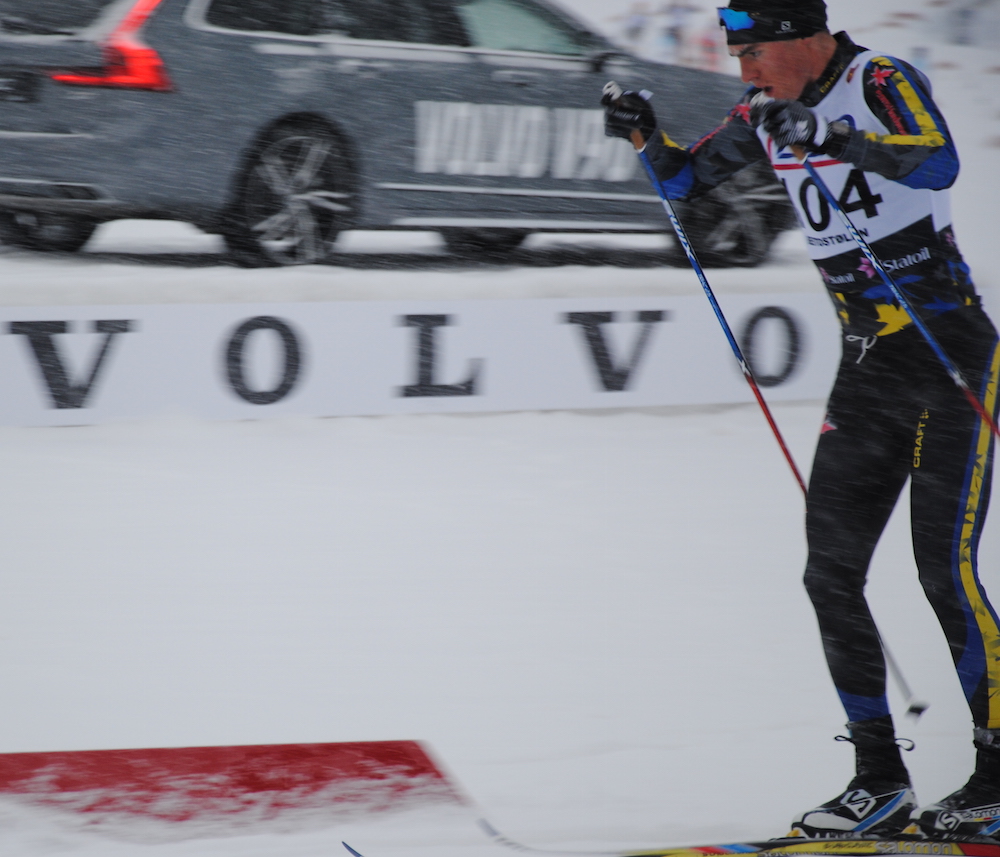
[0,4,999,856]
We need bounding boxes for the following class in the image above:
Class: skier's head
[718,0,828,46]
[719,0,834,100]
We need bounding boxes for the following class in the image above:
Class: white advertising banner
[0,294,842,426]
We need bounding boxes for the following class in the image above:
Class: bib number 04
[784,168,884,231]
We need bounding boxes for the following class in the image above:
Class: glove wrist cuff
[821,119,852,159]
[812,115,829,149]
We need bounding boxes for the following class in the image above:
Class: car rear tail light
[50,0,173,91]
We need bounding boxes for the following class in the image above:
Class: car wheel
[224,122,354,267]
[673,162,792,268]
[441,228,528,257]
[0,211,98,252]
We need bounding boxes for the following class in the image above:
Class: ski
[478,821,1000,857]
[611,837,1000,857]
[342,822,1000,857]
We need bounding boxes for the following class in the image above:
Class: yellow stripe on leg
[956,341,1000,728]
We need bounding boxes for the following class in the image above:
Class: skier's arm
[644,99,768,199]
[823,57,958,189]
[602,83,768,200]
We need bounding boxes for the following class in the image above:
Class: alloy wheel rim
[245,134,351,265]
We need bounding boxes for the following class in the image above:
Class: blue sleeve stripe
[896,75,959,189]
[661,160,695,199]
[889,63,947,140]
[878,60,959,189]
[898,146,958,189]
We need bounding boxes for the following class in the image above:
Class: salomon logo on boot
[911,775,1000,841]
[791,784,917,838]
[794,716,917,837]
[913,795,1000,840]
[914,729,1000,841]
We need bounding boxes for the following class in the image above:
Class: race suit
[647,31,1000,729]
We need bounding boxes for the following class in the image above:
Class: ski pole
[788,148,937,718]
[793,148,1000,439]
[629,128,808,497]
[879,628,930,719]
[621,103,928,716]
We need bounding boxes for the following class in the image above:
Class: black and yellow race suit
[648,32,1000,728]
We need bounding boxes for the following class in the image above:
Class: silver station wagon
[0,0,792,265]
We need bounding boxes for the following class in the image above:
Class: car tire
[440,228,528,257]
[672,162,792,268]
[0,211,98,253]
[223,121,354,267]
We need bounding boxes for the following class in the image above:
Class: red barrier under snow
[0,740,465,832]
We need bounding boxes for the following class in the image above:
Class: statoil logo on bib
[819,269,857,286]
[883,246,931,272]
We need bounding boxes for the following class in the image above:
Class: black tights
[804,306,1000,728]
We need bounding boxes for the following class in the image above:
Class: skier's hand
[751,97,829,153]
[602,81,656,145]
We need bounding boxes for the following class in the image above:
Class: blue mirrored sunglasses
[717,7,756,31]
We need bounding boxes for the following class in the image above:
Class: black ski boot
[912,728,1000,840]
[790,716,916,838]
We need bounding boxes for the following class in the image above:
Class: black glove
[750,97,829,153]
[602,81,656,144]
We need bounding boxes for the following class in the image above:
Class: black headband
[718,2,827,44]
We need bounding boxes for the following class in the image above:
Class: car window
[207,0,441,44]
[452,0,591,55]
[0,0,117,35]
[206,0,324,36]
[415,0,471,46]
[318,0,432,43]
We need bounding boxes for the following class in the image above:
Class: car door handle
[491,69,542,86]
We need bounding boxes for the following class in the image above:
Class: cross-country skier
[602,0,1000,841]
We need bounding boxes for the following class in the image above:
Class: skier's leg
[803,364,913,728]
[911,321,1000,730]
[792,352,918,837]
[909,310,1000,839]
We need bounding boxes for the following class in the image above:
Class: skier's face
[731,38,820,101]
